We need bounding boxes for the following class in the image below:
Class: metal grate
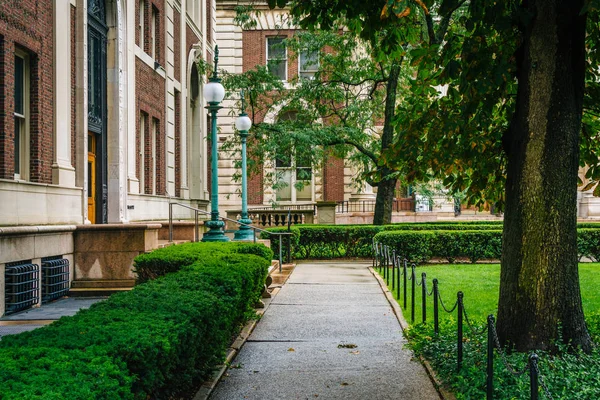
[5,261,39,314]
[41,257,70,303]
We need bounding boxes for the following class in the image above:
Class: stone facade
[0,0,216,315]
[215,1,357,209]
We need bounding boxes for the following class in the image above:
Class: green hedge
[375,230,503,263]
[262,223,600,262]
[134,241,273,282]
[0,243,271,399]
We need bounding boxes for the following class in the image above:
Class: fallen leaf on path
[288,347,295,352]
[337,343,357,349]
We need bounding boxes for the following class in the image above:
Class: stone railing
[226,208,315,229]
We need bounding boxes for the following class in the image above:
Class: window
[186,0,200,25]
[267,37,287,81]
[151,118,158,194]
[139,112,146,193]
[274,111,313,202]
[151,6,158,60]
[14,50,29,180]
[139,0,145,51]
[299,50,319,79]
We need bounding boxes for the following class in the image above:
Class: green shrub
[133,241,273,282]
[407,321,600,399]
[577,229,600,261]
[263,223,600,261]
[0,243,270,399]
[0,347,133,400]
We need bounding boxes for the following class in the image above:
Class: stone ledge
[75,223,162,231]
[0,225,77,236]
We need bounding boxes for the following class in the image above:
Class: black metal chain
[438,292,458,313]
[490,319,530,377]
[462,305,488,336]
[426,279,434,296]
[533,359,554,400]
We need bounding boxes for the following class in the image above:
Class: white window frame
[299,49,319,79]
[139,0,145,51]
[274,153,314,203]
[14,49,30,181]
[186,0,200,26]
[151,6,157,60]
[267,37,287,81]
[151,118,158,195]
[139,112,146,194]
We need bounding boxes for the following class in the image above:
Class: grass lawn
[378,263,600,399]
[379,263,600,326]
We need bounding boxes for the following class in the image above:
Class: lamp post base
[202,220,230,242]
[234,218,255,241]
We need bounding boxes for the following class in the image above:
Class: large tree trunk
[373,62,401,225]
[497,0,592,352]
[373,174,397,225]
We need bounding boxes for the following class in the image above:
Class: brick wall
[136,58,166,195]
[136,0,165,67]
[242,29,299,204]
[0,2,54,182]
[174,90,181,197]
[323,155,345,201]
[173,8,180,80]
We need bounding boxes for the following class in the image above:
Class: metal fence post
[421,272,427,324]
[396,256,401,300]
[411,265,416,323]
[169,203,173,242]
[457,291,464,372]
[403,259,408,309]
[487,315,495,400]
[529,353,539,400]
[195,210,199,242]
[433,278,439,335]
[279,234,283,273]
[391,250,396,291]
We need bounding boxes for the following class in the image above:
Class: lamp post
[202,46,229,242]
[234,90,254,241]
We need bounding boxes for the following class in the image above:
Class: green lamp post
[202,46,229,242]
[234,90,254,241]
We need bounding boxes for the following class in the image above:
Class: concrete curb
[193,265,293,400]
[369,266,456,400]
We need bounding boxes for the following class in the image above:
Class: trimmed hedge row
[263,223,600,262]
[134,241,273,282]
[375,230,502,263]
[0,242,272,399]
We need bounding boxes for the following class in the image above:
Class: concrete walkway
[0,298,104,339]
[210,261,440,400]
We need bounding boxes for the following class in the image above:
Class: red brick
[0,2,54,182]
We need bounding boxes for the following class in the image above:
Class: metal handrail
[169,202,293,271]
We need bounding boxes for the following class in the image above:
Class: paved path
[210,261,440,400]
[0,298,104,339]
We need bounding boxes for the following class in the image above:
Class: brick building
[0,0,216,316]
[215,1,374,210]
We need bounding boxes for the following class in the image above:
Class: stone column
[52,0,76,187]
[316,201,337,225]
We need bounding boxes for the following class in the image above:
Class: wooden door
[87,133,96,224]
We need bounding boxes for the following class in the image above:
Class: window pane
[14,117,21,174]
[14,55,24,115]
[276,170,292,201]
[267,38,285,59]
[300,51,319,71]
[296,180,312,201]
[268,60,286,80]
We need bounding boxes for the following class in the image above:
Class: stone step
[68,287,133,297]
[71,279,136,288]
[157,239,191,248]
